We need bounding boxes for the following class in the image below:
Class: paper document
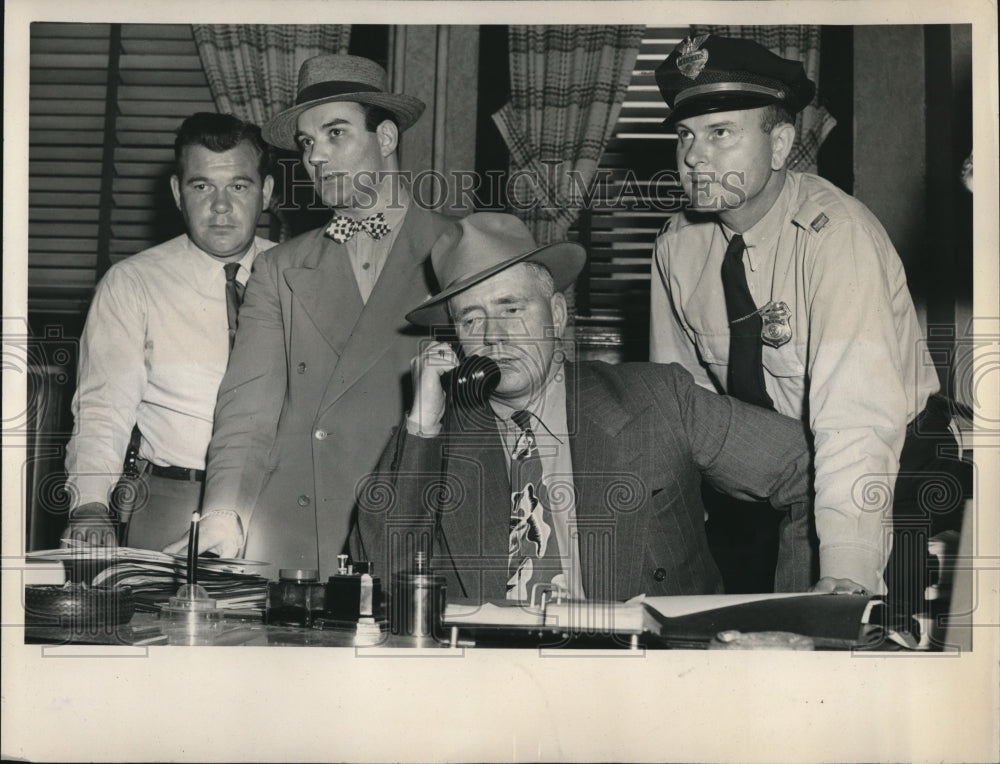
[445,599,657,634]
[26,545,270,612]
[641,591,826,618]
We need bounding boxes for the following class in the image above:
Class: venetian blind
[29,23,113,316]
[573,27,687,362]
[29,23,273,317]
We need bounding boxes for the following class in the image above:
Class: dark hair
[360,103,398,133]
[759,103,796,133]
[174,112,276,179]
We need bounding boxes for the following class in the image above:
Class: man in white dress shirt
[63,112,275,550]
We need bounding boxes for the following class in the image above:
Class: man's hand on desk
[810,576,870,596]
[162,510,243,558]
[64,502,117,547]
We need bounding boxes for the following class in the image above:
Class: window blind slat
[31,177,103,192]
[29,22,111,38]
[118,54,205,70]
[30,208,102,223]
[29,22,221,314]
[29,53,111,68]
[573,26,687,360]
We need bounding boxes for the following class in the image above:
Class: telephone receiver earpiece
[440,354,502,409]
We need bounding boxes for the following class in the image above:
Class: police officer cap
[656,34,816,126]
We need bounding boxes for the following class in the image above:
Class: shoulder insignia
[810,212,830,232]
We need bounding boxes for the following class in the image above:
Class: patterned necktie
[506,410,561,600]
[324,212,391,244]
[720,234,774,409]
[223,261,244,353]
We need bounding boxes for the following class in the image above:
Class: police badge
[676,34,711,79]
[760,301,792,348]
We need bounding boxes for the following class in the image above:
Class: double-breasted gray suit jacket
[352,361,812,602]
[202,205,455,577]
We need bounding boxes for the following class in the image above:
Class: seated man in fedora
[166,55,454,577]
[350,212,841,603]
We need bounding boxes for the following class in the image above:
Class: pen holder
[159,584,223,645]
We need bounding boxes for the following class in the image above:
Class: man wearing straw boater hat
[167,55,455,577]
[351,212,817,602]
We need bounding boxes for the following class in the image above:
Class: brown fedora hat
[405,213,587,326]
[263,54,426,150]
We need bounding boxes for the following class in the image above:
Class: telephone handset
[440,352,501,409]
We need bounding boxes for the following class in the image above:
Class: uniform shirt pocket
[689,326,730,369]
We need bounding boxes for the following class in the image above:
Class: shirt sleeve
[64,266,148,507]
[649,235,718,392]
[803,219,911,593]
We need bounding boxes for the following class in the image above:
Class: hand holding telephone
[409,344,503,434]
[441,354,502,409]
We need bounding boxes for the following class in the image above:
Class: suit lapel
[283,229,363,357]
[317,205,439,416]
[440,406,510,601]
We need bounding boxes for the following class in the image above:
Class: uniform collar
[722,172,793,272]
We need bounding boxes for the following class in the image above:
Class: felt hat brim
[263,92,426,150]
[405,241,586,326]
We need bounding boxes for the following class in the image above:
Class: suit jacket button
[297,362,307,374]
[314,429,327,440]
[297,494,311,507]
[653,567,667,582]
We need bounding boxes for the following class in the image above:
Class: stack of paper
[443,592,882,649]
[26,545,269,613]
[444,598,657,635]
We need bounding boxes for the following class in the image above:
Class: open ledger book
[25,545,269,612]
[444,591,886,649]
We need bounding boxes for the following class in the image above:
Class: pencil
[187,512,201,587]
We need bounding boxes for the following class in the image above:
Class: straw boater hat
[263,54,426,150]
[405,213,587,326]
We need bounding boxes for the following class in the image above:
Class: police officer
[649,34,964,603]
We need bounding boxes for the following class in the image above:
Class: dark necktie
[224,261,244,352]
[506,410,561,601]
[324,212,391,244]
[720,234,774,409]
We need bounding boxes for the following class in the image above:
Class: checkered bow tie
[324,212,391,244]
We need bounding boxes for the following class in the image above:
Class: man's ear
[770,121,797,171]
[261,175,275,209]
[376,119,399,157]
[169,175,182,211]
[550,291,568,340]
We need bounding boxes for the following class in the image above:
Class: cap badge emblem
[676,34,710,80]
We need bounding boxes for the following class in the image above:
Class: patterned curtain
[493,26,645,246]
[691,25,837,174]
[192,25,352,238]
[192,25,351,125]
